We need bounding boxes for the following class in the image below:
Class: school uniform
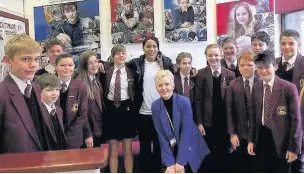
[41,102,67,150]
[195,66,235,172]
[226,75,260,172]
[0,74,54,153]
[56,78,88,149]
[276,53,304,172]
[221,58,241,77]
[86,75,103,147]
[248,76,302,172]
[174,71,195,107]
[100,63,136,141]
[276,53,304,92]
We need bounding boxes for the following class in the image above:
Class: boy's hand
[247,142,255,155]
[85,136,94,148]
[230,134,240,149]
[198,124,206,136]
[286,151,297,163]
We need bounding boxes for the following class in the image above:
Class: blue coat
[151,94,210,172]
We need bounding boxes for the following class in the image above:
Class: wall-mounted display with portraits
[164,0,207,43]
[217,0,274,54]
[111,0,155,44]
[34,0,100,58]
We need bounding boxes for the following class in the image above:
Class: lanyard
[166,110,175,136]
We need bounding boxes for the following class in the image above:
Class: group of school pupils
[1,29,304,173]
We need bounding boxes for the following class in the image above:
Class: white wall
[24,0,217,69]
[0,0,24,17]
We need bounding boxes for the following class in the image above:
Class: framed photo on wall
[164,0,207,43]
[34,0,100,66]
[111,0,155,44]
[216,0,274,54]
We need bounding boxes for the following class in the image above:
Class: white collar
[225,58,237,67]
[242,75,254,84]
[60,78,71,87]
[114,66,125,73]
[180,71,190,80]
[89,74,95,81]
[210,66,222,75]
[282,53,297,66]
[9,73,31,95]
[263,77,275,88]
[42,101,56,114]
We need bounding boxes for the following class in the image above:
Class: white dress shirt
[42,101,56,114]
[242,75,254,93]
[210,66,222,77]
[60,78,71,90]
[225,59,237,68]
[180,72,190,93]
[262,77,275,125]
[10,73,31,95]
[282,53,297,71]
[107,66,129,101]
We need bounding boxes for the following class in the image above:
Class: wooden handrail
[0,147,108,173]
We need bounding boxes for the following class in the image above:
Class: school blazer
[195,66,235,126]
[151,94,210,172]
[56,79,88,149]
[226,76,260,140]
[0,75,54,153]
[248,76,302,156]
[276,53,304,92]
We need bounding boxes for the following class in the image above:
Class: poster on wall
[110,0,154,44]
[164,0,207,42]
[217,0,274,53]
[0,16,27,82]
[34,0,100,62]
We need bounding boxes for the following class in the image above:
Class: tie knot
[184,76,188,81]
[61,83,67,92]
[230,64,236,69]
[50,109,56,117]
[264,84,270,90]
[116,69,121,74]
[24,84,32,98]
[283,62,288,66]
[92,77,96,83]
[213,70,219,77]
[245,79,250,85]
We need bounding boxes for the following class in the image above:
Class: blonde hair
[238,51,254,64]
[154,70,174,87]
[5,34,41,59]
[204,44,223,56]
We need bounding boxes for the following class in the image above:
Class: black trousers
[229,138,254,172]
[137,114,161,173]
[199,127,230,172]
[253,125,290,173]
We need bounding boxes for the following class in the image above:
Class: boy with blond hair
[0,34,54,153]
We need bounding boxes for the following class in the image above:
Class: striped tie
[244,80,251,119]
[113,69,121,108]
[263,84,272,128]
[24,84,32,98]
[184,76,190,98]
